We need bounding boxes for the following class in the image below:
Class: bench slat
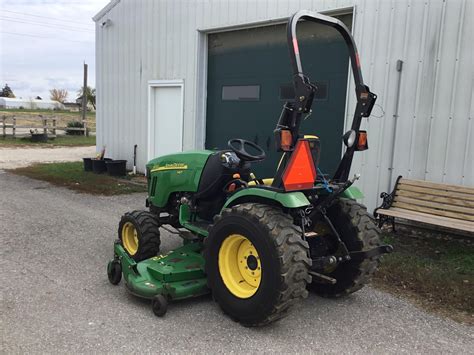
[397,184,474,202]
[377,208,474,233]
[399,179,474,195]
[392,201,474,222]
[394,195,474,215]
[396,190,474,208]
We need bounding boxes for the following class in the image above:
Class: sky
[0,0,110,101]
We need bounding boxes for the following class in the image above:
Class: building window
[279,82,329,101]
[222,85,260,101]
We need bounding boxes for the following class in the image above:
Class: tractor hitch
[309,271,337,285]
[310,245,393,274]
[348,244,393,261]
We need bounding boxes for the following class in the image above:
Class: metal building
[93,0,473,212]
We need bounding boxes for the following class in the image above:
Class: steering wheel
[228,138,266,162]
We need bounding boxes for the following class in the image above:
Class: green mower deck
[108,241,209,315]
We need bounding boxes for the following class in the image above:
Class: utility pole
[82,62,88,137]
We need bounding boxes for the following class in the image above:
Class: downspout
[388,60,403,185]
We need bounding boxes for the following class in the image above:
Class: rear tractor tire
[118,210,161,262]
[205,203,311,327]
[308,198,381,297]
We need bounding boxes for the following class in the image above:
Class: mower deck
[112,241,209,301]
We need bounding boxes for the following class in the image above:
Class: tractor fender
[222,188,311,211]
[341,186,364,200]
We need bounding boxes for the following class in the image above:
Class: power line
[0,16,94,32]
[0,17,94,33]
[0,31,93,44]
[2,9,93,26]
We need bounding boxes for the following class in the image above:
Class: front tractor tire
[205,203,311,327]
[118,210,161,262]
[309,198,381,297]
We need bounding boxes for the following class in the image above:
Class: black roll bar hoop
[273,11,377,186]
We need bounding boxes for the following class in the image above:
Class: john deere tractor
[107,10,392,326]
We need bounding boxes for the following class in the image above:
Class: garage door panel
[206,14,352,178]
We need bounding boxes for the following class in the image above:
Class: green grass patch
[9,162,147,195]
[0,135,96,147]
[373,232,474,324]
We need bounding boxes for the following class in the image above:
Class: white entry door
[147,80,184,161]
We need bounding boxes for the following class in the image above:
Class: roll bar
[288,11,364,89]
[273,10,377,186]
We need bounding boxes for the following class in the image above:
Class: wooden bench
[374,176,474,234]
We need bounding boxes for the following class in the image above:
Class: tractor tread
[310,198,382,298]
[119,210,161,261]
[207,203,311,327]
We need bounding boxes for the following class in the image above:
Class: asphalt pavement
[1,171,473,353]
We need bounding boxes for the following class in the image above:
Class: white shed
[0,97,65,110]
[94,0,473,211]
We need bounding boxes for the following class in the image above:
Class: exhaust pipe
[133,144,137,175]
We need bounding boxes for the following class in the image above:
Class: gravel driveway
[0,146,96,169]
[1,172,473,353]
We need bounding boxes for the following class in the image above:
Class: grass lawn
[9,162,147,195]
[0,135,96,147]
[373,231,473,324]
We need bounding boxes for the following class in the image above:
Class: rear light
[356,130,368,151]
[280,130,292,151]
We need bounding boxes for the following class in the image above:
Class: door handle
[266,136,271,150]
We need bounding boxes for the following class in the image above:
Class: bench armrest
[373,175,403,217]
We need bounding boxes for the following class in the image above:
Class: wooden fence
[1,115,88,138]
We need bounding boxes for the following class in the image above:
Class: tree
[0,84,15,98]
[77,86,96,110]
[50,88,68,103]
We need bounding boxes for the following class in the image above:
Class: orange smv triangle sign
[282,140,317,191]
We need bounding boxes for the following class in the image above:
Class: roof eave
[92,0,121,22]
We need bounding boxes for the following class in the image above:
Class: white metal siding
[95,0,473,212]
[346,0,473,211]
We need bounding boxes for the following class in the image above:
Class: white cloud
[0,0,110,101]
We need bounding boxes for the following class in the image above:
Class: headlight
[343,130,356,148]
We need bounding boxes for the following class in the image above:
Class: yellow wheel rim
[218,234,261,299]
[122,222,139,255]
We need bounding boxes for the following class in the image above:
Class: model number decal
[151,163,188,172]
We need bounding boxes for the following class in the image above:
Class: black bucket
[83,158,93,172]
[106,160,127,176]
[30,133,48,143]
[92,158,111,174]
